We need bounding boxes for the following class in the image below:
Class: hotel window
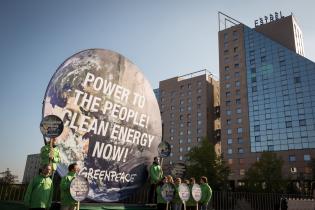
[224,33,228,41]
[233,30,238,39]
[187,106,192,111]
[179,139,183,144]
[254,125,260,132]
[235,81,240,88]
[227,129,232,135]
[304,155,311,161]
[255,136,261,142]
[197,96,201,101]
[237,137,243,144]
[180,85,184,90]
[236,108,242,114]
[240,169,245,176]
[226,91,231,97]
[228,159,233,164]
[180,100,184,105]
[228,149,232,154]
[170,113,174,118]
[225,75,230,80]
[237,118,242,124]
[179,147,183,152]
[187,130,191,135]
[227,138,233,144]
[237,128,243,134]
[197,120,202,125]
[187,147,191,151]
[180,123,184,128]
[252,86,257,92]
[286,121,292,128]
[294,77,301,84]
[226,83,231,89]
[227,110,232,115]
[179,156,183,161]
[197,137,201,142]
[234,63,240,68]
[179,115,183,120]
[289,155,296,162]
[226,100,231,106]
[225,66,230,71]
[197,88,202,93]
[187,114,191,120]
[171,106,175,110]
[187,122,191,127]
[170,136,174,141]
[234,47,238,53]
[197,129,202,134]
[180,107,184,112]
[187,138,192,143]
[238,148,244,154]
[170,153,173,157]
[188,83,192,89]
[197,81,202,86]
[236,98,241,105]
[235,72,240,77]
[299,119,306,126]
[252,77,257,83]
[180,131,184,136]
[227,119,231,125]
[236,89,240,96]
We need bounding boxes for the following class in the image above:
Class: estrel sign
[254,12,285,27]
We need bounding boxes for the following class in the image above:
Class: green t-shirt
[24,174,53,208]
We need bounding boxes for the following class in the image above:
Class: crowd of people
[23,139,212,210]
[24,138,78,210]
[149,157,213,210]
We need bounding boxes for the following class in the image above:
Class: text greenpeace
[42,49,162,202]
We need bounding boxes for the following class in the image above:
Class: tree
[243,152,286,193]
[0,168,18,184]
[185,137,230,190]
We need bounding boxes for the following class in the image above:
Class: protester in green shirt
[199,176,212,210]
[172,177,182,210]
[24,164,53,209]
[187,177,197,210]
[60,163,80,210]
[40,138,60,172]
[156,176,168,210]
[148,157,163,203]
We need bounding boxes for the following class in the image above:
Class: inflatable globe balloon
[42,49,162,202]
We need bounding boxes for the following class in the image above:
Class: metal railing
[1,183,313,210]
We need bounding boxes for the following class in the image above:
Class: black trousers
[148,183,157,203]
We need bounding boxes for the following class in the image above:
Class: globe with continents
[42,49,162,202]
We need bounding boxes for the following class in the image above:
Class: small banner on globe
[40,115,64,138]
[42,49,162,202]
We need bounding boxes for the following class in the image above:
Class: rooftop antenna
[218,12,242,31]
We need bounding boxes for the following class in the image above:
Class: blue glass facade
[244,26,315,152]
